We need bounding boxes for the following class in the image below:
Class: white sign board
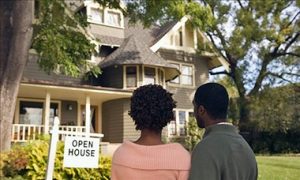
[63,136,100,168]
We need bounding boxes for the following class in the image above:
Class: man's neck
[205,119,227,128]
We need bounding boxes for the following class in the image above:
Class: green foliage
[32,0,101,78]
[250,85,299,133]
[126,0,213,29]
[185,117,204,151]
[0,140,112,179]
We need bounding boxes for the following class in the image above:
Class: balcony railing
[12,124,86,142]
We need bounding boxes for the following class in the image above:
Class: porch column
[85,95,91,133]
[98,103,102,133]
[44,92,51,134]
[193,29,198,49]
[77,100,81,126]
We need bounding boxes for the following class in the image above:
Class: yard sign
[63,136,99,168]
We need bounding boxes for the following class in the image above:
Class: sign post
[45,117,59,180]
[45,117,103,180]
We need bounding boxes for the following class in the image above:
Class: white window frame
[168,109,193,137]
[142,65,166,87]
[86,3,124,29]
[15,98,61,125]
[168,61,195,88]
[87,5,104,24]
[123,65,139,89]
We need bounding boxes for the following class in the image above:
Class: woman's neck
[134,129,163,146]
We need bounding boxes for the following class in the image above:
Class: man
[189,83,257,180]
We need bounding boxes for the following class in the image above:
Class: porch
[13,82,132,143]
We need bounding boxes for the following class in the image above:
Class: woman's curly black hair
[129,84,176,132]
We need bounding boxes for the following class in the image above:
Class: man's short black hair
[129,84,176,132]
[194,83,229,119]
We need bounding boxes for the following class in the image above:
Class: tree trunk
[0,1,33,151]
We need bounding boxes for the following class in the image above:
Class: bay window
[126,66,137,88]
[144,67,155,85]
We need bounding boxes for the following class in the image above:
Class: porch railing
[12,124,86,142]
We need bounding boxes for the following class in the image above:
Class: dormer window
[86,3,124,28]
[107,11,121,27]
[89,7,104,24]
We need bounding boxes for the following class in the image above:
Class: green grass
[257,156,300,180]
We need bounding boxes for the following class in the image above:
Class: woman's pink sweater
[111,141,191,180]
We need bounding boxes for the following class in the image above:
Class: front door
[81,105,98,133]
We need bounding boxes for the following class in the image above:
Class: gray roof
[93,34,124,46]
[100,35,180,80]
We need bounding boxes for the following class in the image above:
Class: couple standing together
[111,83,258,180]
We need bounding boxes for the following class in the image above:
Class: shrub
[0,140,112,179]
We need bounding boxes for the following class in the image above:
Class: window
[89,7,104,23]
[19,101,43,125]
[158,69,164,85]
[19,101,59,125]
[179,111,186,135]
[144,67,155,85]
[168,109,193,136]
[126,66,137,88]
[107,11,121,27]
[170,63,194,86]
[181,65,193,85]
[170,63,180,84]
[179,31,183,46]
[169,111,177,135]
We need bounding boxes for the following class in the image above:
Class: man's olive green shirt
[189,124,258,180]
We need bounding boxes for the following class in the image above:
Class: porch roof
[19,81,132,104]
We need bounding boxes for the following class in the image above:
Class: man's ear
[198,105,205,115]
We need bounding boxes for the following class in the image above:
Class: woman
[111,84,190,180]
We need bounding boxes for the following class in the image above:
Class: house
[12,0,229,153]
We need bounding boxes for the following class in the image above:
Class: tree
[126,0,300,131]
[0,0,121,151]
[250,84,300,133]
[0,1,33,152]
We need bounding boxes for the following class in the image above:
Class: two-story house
[12,0,229,153]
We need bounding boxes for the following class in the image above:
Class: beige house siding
[102,98,139,143]
[102,99,124,143]
[122,99,139,141]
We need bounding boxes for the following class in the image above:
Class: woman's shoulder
[168,143,191,160]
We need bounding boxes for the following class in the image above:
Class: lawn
[257,156,300,180]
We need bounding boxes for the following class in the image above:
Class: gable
[151,16,230,72]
